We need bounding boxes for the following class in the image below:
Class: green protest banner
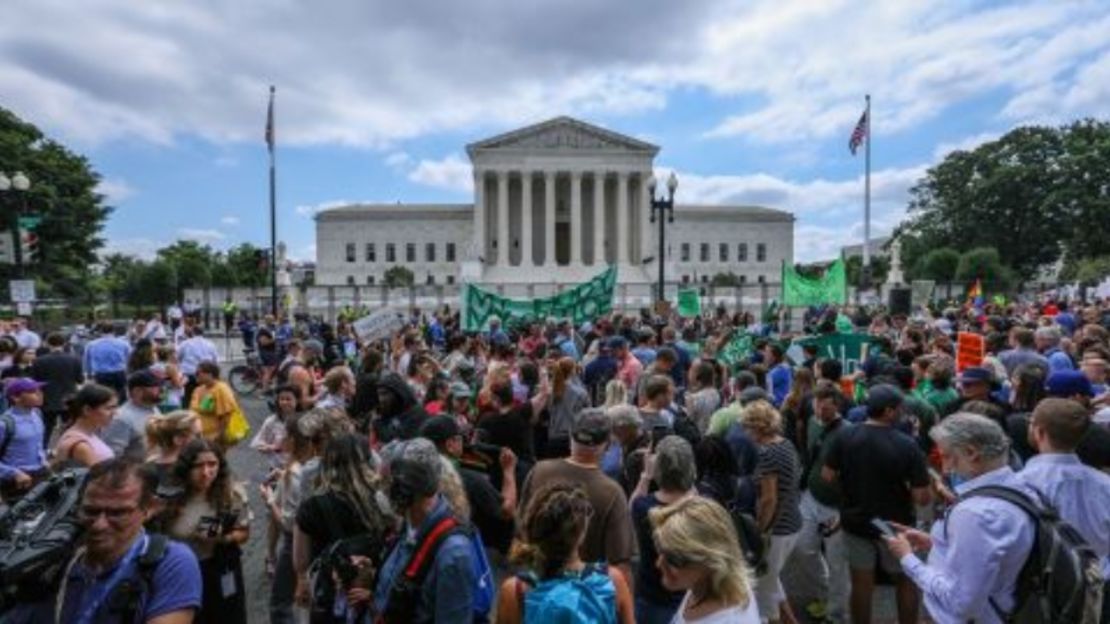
[461,266,617,331]
[792,333,878,375]
[717,333,754,370]
[677,288,701,318]
[782,259,847,306]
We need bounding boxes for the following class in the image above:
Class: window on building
[386,243,396,263]
[426,243,436,263]
[447,275,455,285]
[738,243,748,262]
[700,243,710,262]
[365,243,376,263]
[346,275,355,285]
[367,275,375,285]
[701,275,709,284]
[719,243,728,262]
[757,243,767,262]
[426,274,435,285]
[682,275,690,284]
[740,274,748,284]
[680,243,691,262]
[406,243,416,263]
[345,243,355,263]
[446,243,456,262]
[758,275,765,284]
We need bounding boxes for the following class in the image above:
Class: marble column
[593,171,605,266]
[544,170,556,267]
[570,171,582,265]
[617,171,629,265]
[521,171,534,268]
[473,169,486,263]
[640,171,653,265]
[497,169,510,267]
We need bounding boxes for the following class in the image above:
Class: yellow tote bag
[224,406,251,446]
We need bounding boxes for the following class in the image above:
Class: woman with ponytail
[495,482,634,624]
[52,383,117,468]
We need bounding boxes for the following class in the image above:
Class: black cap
[866,384,904,417]
[128,370,161,389]
[420,415,462,446]
[572,409,611,446]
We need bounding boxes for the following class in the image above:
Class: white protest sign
[351,309,405,342]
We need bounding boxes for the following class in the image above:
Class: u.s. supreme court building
[315,116,794,307]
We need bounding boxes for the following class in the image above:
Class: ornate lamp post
[0,171,31,276]
[647,171,678,303]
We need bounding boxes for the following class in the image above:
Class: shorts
[844,531,902,575]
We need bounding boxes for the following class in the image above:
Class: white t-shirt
[670,592,761,624]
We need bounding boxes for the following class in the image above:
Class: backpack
[0,469,88,611]
[515,563,617,624]
[0,413,15,461]
[100,534,169,624]
[379,515,492,624]
[955,485,1104,623]
[727,504,767,576]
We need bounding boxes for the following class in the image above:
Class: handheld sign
[956,332,985,372]
[351,309,405,343]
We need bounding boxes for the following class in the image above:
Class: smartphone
[870,518,897,539]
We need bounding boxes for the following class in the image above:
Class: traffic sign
[17,216,42,229]
[9,279,35,303]
[15,302,32,316]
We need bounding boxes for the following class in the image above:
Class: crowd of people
[0,295,1108,623]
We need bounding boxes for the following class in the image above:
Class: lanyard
[62,534,149,624]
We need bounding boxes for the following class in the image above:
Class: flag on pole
[849,109,868,155]
[967,278,984,306]
[265,86,275,153]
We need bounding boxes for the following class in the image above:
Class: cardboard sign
[351,308,404,342]
[956,332,985,372]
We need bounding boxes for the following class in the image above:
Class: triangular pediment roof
[466,116,659,157]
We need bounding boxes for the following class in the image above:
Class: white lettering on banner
[351,309,405,342]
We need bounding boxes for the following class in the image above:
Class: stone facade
[315,116,794,287]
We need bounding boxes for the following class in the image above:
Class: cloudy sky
[4,0,1110,263]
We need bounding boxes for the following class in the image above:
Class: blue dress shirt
[83,336,132,376]
[1021,453,1110,576]
[899,466,1035,624]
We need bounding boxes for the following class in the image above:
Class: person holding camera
[160,438,251,624]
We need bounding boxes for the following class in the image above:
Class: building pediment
[467,116,659,157]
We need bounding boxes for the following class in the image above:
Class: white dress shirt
[1021,452,1110,576]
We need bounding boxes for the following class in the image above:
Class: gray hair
[654,435,696,492]
[606,404,642,430]
[1035,325,1061,347]
[380,437,443,480]
[929,412,1010,461]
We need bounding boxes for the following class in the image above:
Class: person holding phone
[161,438,252,624]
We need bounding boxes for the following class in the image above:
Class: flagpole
[268,85,278,318]
[863,94,872,279]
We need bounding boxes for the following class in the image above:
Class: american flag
[265,86,275,153]
[848,109,867,155]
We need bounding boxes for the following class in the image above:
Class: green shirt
[707,403,743,437]
[913,379,959,416]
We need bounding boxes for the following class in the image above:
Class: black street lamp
[0,171,31,278]
[648,171,678,303]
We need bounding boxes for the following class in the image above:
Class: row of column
[474,168,646,268]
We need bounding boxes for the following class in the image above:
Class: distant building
[315,116,795,288]
[840,236,891,260]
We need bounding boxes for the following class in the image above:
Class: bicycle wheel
[228,365,259,396]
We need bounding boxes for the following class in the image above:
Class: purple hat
[1045,370,1094,398]
[958,367,995,385]
[5,377,46,399]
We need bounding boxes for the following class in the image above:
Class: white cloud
[384,151,412,169]
[220,215,240,226]
[294,200,352,218]
[95,178,136,203]
[100,236,163,260]
[408,154,473,193]
[177,228,225,242]
[932,132,1001,160]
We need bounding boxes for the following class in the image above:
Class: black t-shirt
[824,422,929,538]
[296,492,377,562]
[459,466,513,553]
[476,404,535,463]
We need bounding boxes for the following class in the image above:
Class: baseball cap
[448,382,473,399]
[572,409,611,446]
[958,367,995,385]
[420,415,462,446]
[1045,370,1095,398]
[5,378,46,399]
[607,336,629,350]
[866,384,904,415]
[128,370,161,389]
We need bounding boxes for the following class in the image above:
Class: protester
[29,332,84,443]
[251,383,298,469]
[101,369,162,460]
[144,409,202,486]
[542,356,588,458]
[650,496,761,623]
[189,360,240,445]
[83,322,132,401]
[159,438,250,623]
[0,378,49,500]
[496,482,635,624]
[686,359,723,433]
[53,382,118,468]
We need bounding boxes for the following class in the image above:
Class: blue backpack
[516,563,617,624]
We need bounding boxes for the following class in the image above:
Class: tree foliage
[0,106,112,301]
[955,247,1014,290]
[897,120,1110,281]
[916,248,961,281]
[383,266,415,288]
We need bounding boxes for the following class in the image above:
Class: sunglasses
[658,549,696,569]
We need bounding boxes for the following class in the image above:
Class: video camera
[197,511,240,538]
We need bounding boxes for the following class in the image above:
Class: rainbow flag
[967,279,984,306]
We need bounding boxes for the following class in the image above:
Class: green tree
[139,260,178,310]
[156,240,214,299]
[915,247,961,281]
[0,106,112,301]
[710,272,741,287]
[956,247,1014,290]
[383,266,414,288]
[844,255,889,287]
[224,243,269,287]
[1060,255,1110,285]
[99,253,142,316]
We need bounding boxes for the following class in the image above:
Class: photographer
[160,439,251,624]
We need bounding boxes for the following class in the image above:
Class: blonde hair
[145,410,199,450]
[650,496,753,607]
[438,455,471,520]
[603,379,628,408]
[739,400,782,438]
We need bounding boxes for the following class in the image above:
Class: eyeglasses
[79,505,141,523]
[658,549,696,569]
